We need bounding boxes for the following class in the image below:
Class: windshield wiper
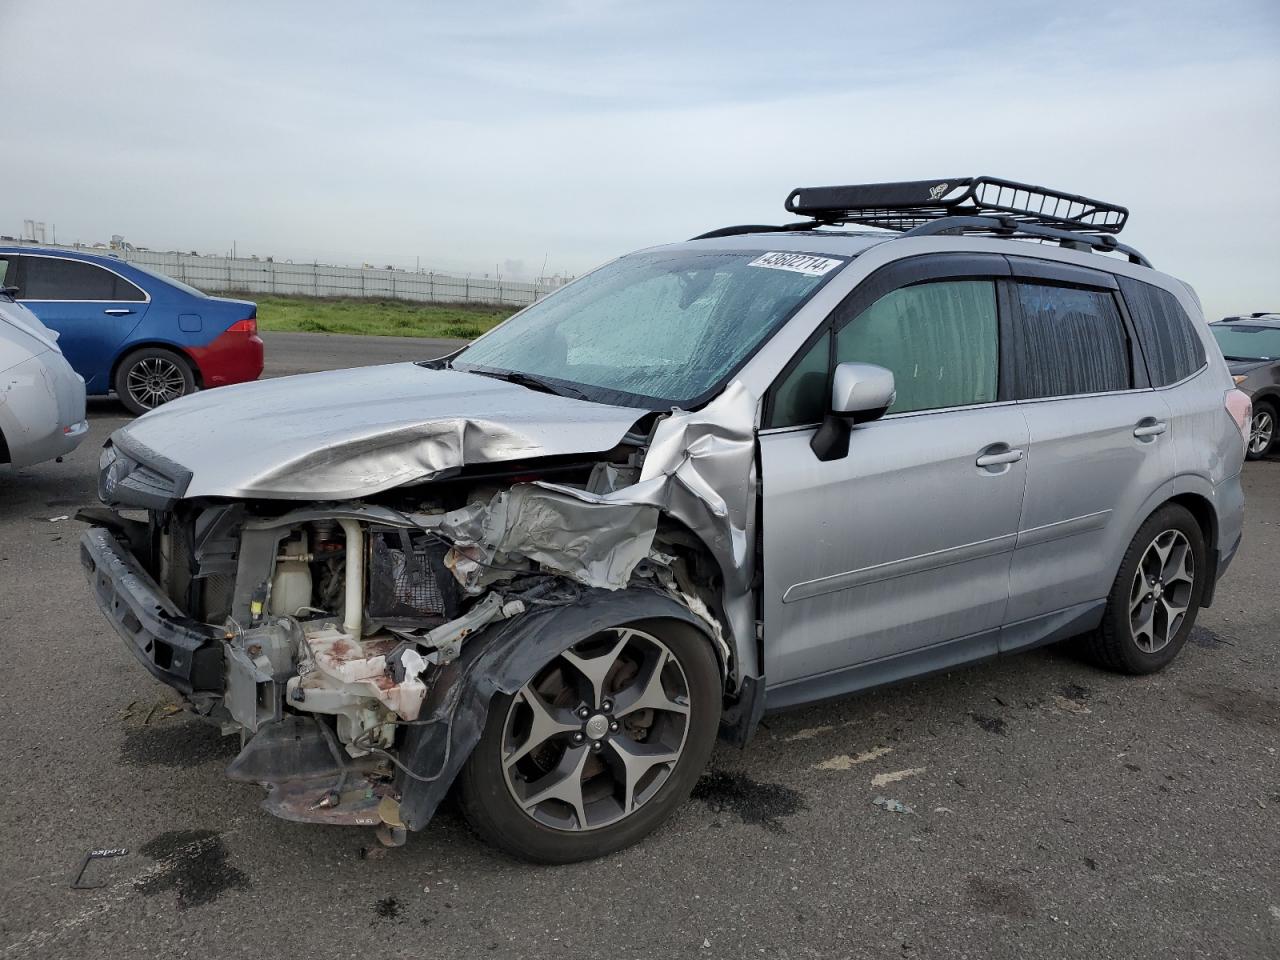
[469,368,587,400]
[1222,355,1263,362]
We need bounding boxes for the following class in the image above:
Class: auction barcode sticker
[748,252,845,276]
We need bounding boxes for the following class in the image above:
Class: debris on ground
[872,796,916,815]
[871,767,926,787]
[120,698,182,724]
[1052,694,1092,715]
[71,847,129,889]
[815,746,892,770]
[784,724,835,741]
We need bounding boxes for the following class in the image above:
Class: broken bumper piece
[80,527,224,696]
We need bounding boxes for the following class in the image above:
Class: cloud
[1,0,1277,315]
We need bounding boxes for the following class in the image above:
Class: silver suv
[80,177,1248,863]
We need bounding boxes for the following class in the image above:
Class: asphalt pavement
[0,334,1276,959]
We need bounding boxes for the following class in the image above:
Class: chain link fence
[125,250,555,306]
[10,242,560,307]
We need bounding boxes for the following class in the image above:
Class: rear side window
[1009,283,1131,399]
[20,256,145,301]
[1118,277,1206,385]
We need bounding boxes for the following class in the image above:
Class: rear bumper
[0,351,88,467]
[79,526,224,695]
[187,329,264,387]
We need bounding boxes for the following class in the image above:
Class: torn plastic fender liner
[396,586,711,831]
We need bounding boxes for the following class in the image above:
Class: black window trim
[761,252,1012,430]
[12,253,151,304]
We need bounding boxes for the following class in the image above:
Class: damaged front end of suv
[80,353,765,849]
[78,244,851,859]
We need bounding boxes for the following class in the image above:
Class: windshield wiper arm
[471,368,587,400]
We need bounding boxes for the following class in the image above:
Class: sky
[2,0,1278,317]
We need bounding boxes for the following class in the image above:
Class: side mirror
[810,362,895,461]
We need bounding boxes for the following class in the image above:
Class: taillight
[227,317,257,334]
[1224,388,1252,457]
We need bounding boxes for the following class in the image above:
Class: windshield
[452,249,845,408]
[1211,324,1280,361]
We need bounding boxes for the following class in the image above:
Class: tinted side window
[836,280,998,414]
[1118,276,1206,385]
[1010,283,1130,399]
[114,275,147,301]
[21,257,119,300]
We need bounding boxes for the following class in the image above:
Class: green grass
[251,295,516,339]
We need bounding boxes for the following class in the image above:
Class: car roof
[0,244,125,264]
[674,230,893,258]
[1213,315,1280,327]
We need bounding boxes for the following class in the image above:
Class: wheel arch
[110,340,202,390]
[1119,482,1220,608]
[395,587,717,832]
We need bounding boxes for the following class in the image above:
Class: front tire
[1081,504,1206,675]
[458,619,721,864]
[114,347,196,415]
[1246,400,1276,460]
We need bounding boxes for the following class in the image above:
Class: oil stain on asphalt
[966,875,1036,918]
[1184,683,1279,728]
[373,897,404,922]
[970,713,1008,736]
[134,830,249,910]
[691,770,806,832]
[120,722,239,768]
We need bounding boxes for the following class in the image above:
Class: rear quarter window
[1118,277,1206,385]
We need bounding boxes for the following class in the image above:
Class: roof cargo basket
[785,176,1128,233]
[691,176,1150,266]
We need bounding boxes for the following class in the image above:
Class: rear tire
[1246,400,1276,460]
[1080,504,1206,675]
[458,618,721,864]
[114,347,196,415]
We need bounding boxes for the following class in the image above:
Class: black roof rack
[785,176,1127,233]
[690,176,1151,266]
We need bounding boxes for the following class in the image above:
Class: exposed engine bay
[81,381,764,843]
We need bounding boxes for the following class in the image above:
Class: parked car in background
[0,289,87,468]
[0,247,263,414]
[1210,313,1280,459]
[81,177,1247,863]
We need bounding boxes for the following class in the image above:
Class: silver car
[79,178,1248,862]
[1,291,88,468]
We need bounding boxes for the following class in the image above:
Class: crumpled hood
[111,363,647,500]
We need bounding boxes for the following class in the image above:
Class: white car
[0,290,88,468]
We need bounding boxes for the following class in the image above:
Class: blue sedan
[0,247,263,414]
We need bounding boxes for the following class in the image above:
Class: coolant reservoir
[269,533,313,618]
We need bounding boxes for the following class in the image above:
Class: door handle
[103,308,134,316]
[976,448,1024,467]
[1133,420,1167,439]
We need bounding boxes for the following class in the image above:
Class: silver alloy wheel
[1129,529,1195,654]
[1250,409,1274,455]
[501,627,691,832]
[126,356,187,408]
